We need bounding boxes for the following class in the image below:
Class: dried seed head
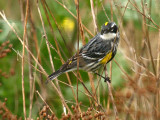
[47,115,51,119]
[79,102,82,106]
[138,88,147,95]
[61,113,65,117]
[10,68,15,76]
[77,114,81,119]
[43,113,47,117]
[5,49,11,53]
[0,110,3,114]
[1,42,6,47]
[1,72,6,76]
[8,44,13,48]
[88,115,93,120]
[53,116,58,120]
[71,105,75,109]
[82,112,86,117]
[73,109,77,113]
[1,53,7,58]
[67,113,71,117]
[126,91,132,98]
[4,98,7,101]
[6,41,10,44]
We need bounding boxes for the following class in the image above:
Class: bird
[46,21,120,83]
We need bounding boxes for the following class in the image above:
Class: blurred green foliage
[0,0,159,118]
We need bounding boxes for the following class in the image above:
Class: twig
[43,0,71,56]
[104,66,118,119]
[37,0,54,75]
[125,95,134,120]
[28,4,42,118]
[90,0,98,33]
[113,59,132,81]
[0,12,48,77]
[100,0,110,21]
[40,0,77,102]
[36,91,54,114]
[37,0,73,114]
[50,82,72,114]
[106,61,113,115]
[157,30,160,79]
[41,0,69,60]
[141,0,156,75]
[22,0,30,119]
[88,73,97,103]
[74,0,80,111]
[129,1,159,29]
[110,0,113,21]
[54,0,94,37]
[121,0,130,21]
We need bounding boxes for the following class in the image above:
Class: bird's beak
[101,30,104,35]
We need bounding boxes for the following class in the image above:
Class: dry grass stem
[0,12,48,77]
[54,0,94,37]
[1,0,160,119]
[90,0,98,33]
[21,0,30,119]
[104,66,119,119]
[36,91,53,114]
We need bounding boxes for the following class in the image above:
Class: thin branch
[104,66,119,119]
[22,0,29,119]
[37,0,72,114]
[37,0,54,74]
[54,0,94,37]
[90,0,98,33]
[157,29,160,79]
[1,12,48,75]
[43,0,72,56]
[110,0,113,21]
[129,1,159,29]
[36,91,54,114]
[100,0,110,21]
[74,0,81,112]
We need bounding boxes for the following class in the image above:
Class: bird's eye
[110,29,114,31]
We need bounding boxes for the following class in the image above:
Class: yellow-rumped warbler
[47,21,120,83]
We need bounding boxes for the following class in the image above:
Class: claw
[104,77,111,83]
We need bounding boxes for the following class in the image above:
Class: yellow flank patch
[105,22,108,26]
[100,52,112,64]
[69,60,72,64]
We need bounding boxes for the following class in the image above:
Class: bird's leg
[104,65,111,83]
[94,72,111,83]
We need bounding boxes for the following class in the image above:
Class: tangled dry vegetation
[0,0,160,120]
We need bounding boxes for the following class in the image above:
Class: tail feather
[46,70,62,84]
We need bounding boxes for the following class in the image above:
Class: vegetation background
[0,0,160,119]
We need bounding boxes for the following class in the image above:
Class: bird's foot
[104,77,111,83]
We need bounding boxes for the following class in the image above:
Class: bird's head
[100,22,119,40]
[101,22,118,35]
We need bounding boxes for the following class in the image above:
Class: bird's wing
[59,33,113,71]
[80,34,112,60]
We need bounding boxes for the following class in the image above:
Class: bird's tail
[46,69,62,84]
